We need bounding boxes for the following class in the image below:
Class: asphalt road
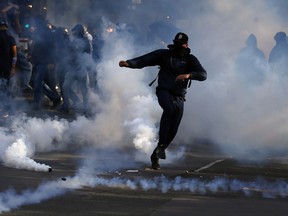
[1,106,288,215]
[0,140,288,216]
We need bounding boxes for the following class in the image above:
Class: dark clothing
[62,35,92,110]
[235,45,267,84]
[0,30,16,79]
[269,43,288,64]
[127,45,206,98]
[268,42,288,76]
[156,88,184,148]
[0,29,16,112]
[126,45,207,149]
[92,33,103,62]
[30,21,60,108]
[31,25,55,65]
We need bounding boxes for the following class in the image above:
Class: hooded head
[72,24,85,38]
[173,32,189,46]
[168,32,190,55]
[245,34,257,47]
[274,32,287,43]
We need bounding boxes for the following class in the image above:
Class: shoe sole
[151,166,160,170]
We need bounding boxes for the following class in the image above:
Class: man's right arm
[119,49,165,69]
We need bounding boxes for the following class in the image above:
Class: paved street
[0,127,288,216]
[2,0,288,215]
[1,101,288,216]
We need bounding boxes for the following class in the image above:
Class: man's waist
[156,86,187,96]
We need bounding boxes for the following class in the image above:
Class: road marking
[193,159,226,173]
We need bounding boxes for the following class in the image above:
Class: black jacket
[0,30,16,79]
[126,45,207,96]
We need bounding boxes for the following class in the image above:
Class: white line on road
[193,159,226,173]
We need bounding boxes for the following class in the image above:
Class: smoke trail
[2,0,288,212]
[1,173,288,213]
[3,138,51,172]
[0,179,68,213]
[0,114,71,171]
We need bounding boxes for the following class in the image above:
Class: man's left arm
[175,55,207,82]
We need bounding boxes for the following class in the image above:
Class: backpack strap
[149,73,159,86]
[188,79,192,88]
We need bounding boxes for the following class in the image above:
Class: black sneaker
[150,154,160,170]
[155,146,166,159]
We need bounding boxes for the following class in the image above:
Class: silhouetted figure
[0,18,16,113]
[1,3,33,94]
[61,24,92,113]
[30,15,61,109]
[235,34,267,85]
[90,25,104,93]
[0,17,16,83]
[53,27,79,105]
[268,31,288,76]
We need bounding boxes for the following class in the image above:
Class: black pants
[156,89,184,149]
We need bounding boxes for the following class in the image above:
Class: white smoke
[3,138,51,172]
[0,22,160,171]
[0,115,69,171]
[1,0,288,179]
[1,0,288,213]
[172,0,288,160]
[43,0,288,160]
[1,173,288,213]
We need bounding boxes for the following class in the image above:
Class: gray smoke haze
[1,0,288,212]
[1,0,288,184]
[176,1,288,160]
[1,0,288,180]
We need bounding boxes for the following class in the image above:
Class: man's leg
[33,64,46,109]
[16,52,32,90]
[151,90,184,169]
[166,96,184,147]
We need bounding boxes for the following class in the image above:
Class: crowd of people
[0,3,103,115]
[1,2,288,170]
[1,2,288,117]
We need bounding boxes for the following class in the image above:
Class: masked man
[119,32,207,170]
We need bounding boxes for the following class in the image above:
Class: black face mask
[172,43,186,53]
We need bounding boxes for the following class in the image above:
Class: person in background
[1,2,33,95]
[0,18,16,113]
[119,32,207,170]
[30,15,61,110]
[61,23,92,113]
[234,33,267,85]
[268,31,288,77]
[90,24,104,94]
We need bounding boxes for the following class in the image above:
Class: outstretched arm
[119,60,129,67]
[119,49,165,69]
